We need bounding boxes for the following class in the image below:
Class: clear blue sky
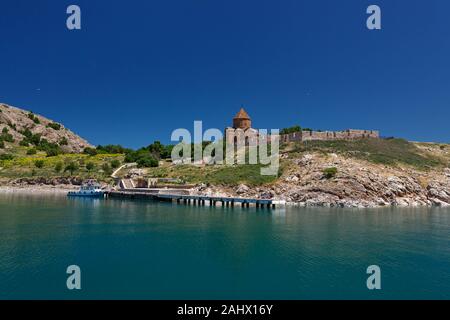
[0,0,449,148]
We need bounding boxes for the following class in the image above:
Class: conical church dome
[233,108,252,129]
[233,108,250,120]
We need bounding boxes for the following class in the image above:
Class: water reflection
[1,193,450,299]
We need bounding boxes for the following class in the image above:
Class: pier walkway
[107,190,279,209]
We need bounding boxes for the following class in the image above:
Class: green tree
[323,167,338,179]
[21,128,33,139]
[46,149,59,157]
[86,162,95,172]
[280,125,302,135]
[55,162,63,173]
[0,154,14,161]
[101,163,112,175]
[34,160,44,168]
[7,121,16,131]
[83,147,98,156]
[65,162,79,175]
[59,137,68,146]
[47,122,61,130]
[110,159,121,169]
[1,132,14,143]
[30,133,41,146]
[27,148,37,155]
[137,156,158,168]
[0,140,4,149]
[28,112,40,124]
[96,144,130,154]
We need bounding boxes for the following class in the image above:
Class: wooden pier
[107,190,278,209]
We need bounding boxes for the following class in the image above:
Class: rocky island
[1,103,450,208]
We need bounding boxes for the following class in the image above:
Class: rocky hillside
[185,140,450,208]
[193,152,450,208]
[0,103,92,153]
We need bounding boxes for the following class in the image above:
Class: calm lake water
[1,193,450,300]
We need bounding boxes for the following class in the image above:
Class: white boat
[67,180,105,198]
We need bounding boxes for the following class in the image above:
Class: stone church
[225,108,260,146]
[225,108,379,145]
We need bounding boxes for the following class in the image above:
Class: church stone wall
[279,129,379,143]
[225,108,379,145]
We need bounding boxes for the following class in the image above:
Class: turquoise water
[1,193,450,300]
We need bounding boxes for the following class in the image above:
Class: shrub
[65,162,79,175]
[20,128,33,139]
[101,163,112,175]
[46,149,60,157]
[30,133,41,146]
[0,140,4,149]
[110,159,121,169]
[35,138,62,157]
[7,122,16,131]
[34,160,45,168]
[47,122,61,130]
[147,141,174,159]
[0,154,14,161]
[59,137,68,146]
[2,127,8,134]
[28,112,40,124]
[0,132,14,143]
[86,162,95,172]
[96,144,130,154]
[55,162,63,173]
[137,156,158,168]
[19,139,29,147]
[280,125,302,135]
[27,148,37,155]
[323,167,338,179]
[83,147,98,156]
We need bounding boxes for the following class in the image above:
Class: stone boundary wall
[226,127,380,145]
[280,129,379,143]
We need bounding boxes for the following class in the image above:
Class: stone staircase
[119,179,135,190]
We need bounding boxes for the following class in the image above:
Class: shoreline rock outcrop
[191,153,450,208]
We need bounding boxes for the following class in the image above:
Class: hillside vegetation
[143,163,280,186]
[0,145,123,183]
[2,137,449,187]
[284,138,449,170]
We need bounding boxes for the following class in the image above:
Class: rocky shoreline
[0,177,82,194]
[3,152,450,208]
[191,153,450,208]
[0,185,77,194]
